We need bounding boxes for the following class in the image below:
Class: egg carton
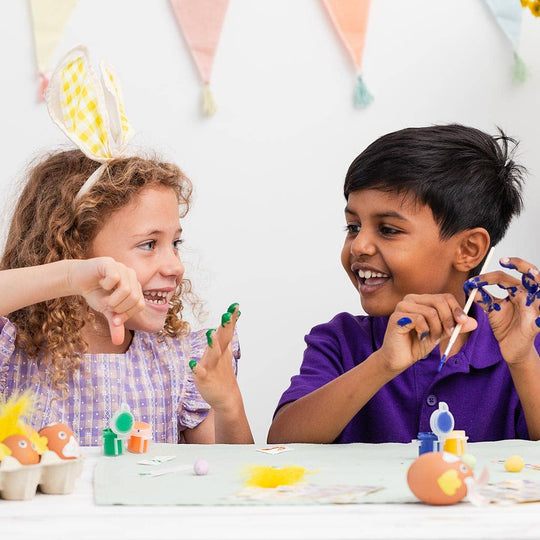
[0,451,84,500]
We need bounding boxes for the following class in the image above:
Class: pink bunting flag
[170,0,229,115]
[321,0,373,108]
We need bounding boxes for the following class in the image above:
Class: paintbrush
[437,247,495,372]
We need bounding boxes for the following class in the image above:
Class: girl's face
[89,186,184,334]
[341,189,466,317]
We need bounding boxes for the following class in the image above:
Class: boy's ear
[454,228,490,273]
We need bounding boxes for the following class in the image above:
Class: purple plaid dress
[0,317,240,446]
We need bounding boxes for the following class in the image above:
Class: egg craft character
[1,434,40,465]
[407,451,473,505]
[39,423,80,460]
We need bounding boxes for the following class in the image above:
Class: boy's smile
[341,189,466,317]
[89,186,184,337]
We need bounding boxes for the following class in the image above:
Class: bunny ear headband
[46,45,135,201]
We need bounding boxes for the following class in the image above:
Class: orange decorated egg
[407,451,473,505]
[1,434,39,465]
[39,423,80,460]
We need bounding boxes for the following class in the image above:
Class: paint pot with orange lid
[128,422,152,453]
[443,430,469,456]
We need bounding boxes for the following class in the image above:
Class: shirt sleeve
[0,317,17,394]
[178,326,241,430]
[274,315,354,416]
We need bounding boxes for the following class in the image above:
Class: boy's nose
[350,231,377,256]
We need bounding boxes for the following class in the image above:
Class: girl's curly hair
[1,149,198,391]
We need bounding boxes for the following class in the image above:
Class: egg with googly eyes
[407,451,473,505]
[1,434,40,465]
[39,423,80,460]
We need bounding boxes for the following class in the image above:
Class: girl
[0,47,253,446]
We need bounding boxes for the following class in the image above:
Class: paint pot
[443,430,468,456]
[127,422,152,454]
[416,432,440,456]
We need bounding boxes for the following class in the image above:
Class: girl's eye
[173,239,184,250]
[139,240,156,250]
[344,224,360,235]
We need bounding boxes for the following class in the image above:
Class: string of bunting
[28,0,534,113]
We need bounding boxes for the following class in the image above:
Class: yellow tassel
[202,83,217,116]
[244,465,310,488]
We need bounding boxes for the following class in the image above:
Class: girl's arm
[268,293,477,444]
[0,258,145,345]
[189,305,254,444]
[465,257,540,440]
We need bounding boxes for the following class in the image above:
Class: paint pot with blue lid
[416,432,439,455]
[429,401,454,451]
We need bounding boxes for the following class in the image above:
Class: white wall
[1,0,540,444]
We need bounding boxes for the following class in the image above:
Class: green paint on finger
[189,360,197,371]
[206,329,214,347]
[221,311,232,327]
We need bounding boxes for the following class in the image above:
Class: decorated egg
[1,434,40,465]
[407,451,473,505]
[39,423,80,460]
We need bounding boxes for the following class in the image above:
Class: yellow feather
[0,392,35,443]
[244,465,310,488]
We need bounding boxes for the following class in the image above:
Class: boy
[268,124,540,444]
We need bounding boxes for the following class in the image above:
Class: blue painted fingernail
[536,317,540,328]
[500,258,516,270]
[397,317,412,327]
[420,331,429,341]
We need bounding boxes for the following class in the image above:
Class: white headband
[45,45,135,201]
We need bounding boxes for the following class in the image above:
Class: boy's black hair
[344,124,525,275]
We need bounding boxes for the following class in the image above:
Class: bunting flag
[170,0,229,116]
[321,0,373,108]
[484,0,527,82]
[29,0,78,102]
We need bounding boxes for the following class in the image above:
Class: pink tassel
[38,72,49,102]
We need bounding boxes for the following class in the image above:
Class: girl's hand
[190,304,243,413]
[378,293,477,374]
[68,257,145,345]
[465,257,540,364]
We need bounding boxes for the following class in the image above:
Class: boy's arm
[268,295,477,444]
[268,349,396,443]
[466,257,540,440]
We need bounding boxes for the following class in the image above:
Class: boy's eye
[380,225,400,235]
[345,224,360,235]
[173,239,184,250]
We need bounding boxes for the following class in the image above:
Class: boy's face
[341,189,464,317]
[89,186,184,334]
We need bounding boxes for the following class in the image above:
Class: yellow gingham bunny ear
[46,46,135,199]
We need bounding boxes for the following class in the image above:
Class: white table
[3,442,540,540]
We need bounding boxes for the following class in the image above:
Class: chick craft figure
[46,45,135,201]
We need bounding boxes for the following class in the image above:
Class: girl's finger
[104,310,126,346]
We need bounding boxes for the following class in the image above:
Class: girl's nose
[161,253,184,279]
[350,230,376,256]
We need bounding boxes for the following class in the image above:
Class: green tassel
[353,75,373,109]
[512,53,528,84]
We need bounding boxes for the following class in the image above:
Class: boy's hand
[465,257,540,364]
[190,304,243,412]
[68,257,145,345]
[379,293,477,373]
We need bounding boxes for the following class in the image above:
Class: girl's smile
[88,186,184,339]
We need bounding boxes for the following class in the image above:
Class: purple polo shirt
[276,304,535,443]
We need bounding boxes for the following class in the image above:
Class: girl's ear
[454,228,491,273]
